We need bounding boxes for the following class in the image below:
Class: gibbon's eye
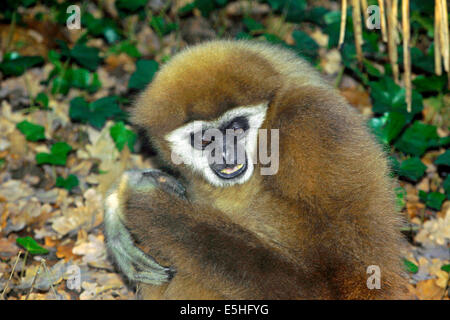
[190,132,213,150]
[225,116,249,135]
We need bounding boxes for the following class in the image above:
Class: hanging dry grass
[435,0,442,75]
[402,0,411,112]
[338,0,347,49]
[378,0,388,42]
[352,0,364,64]
[339,0,450,112]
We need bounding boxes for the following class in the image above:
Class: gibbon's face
[165,103,268,187]
[132,41,282,187]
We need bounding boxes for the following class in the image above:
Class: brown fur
[122,40,407,299]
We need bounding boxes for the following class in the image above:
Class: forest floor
[0,0,449,300]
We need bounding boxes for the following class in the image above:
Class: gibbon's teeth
[221,164,244,175]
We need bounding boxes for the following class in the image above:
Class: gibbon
[104,40,407,299]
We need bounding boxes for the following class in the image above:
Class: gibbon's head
[132,40,322,187]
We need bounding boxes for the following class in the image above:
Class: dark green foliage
[34,92,49,109]
[394,121,440,157]
[368,112,406,145]
[369,77,423,122]
[115,0,148,12]
[403,258,418,273]
[128,60,159,90]
[435,150,450,167]
[0,52,44,76]
[109,41,141,58]
[16,236,48,255]
[150,16,178,37]
[243,18,264,33]
[419,191,446,211]
[69,44,101,71]
[110,122,137,152]
[36,142,72,166]
[443,176,450,199]
[412,75,447,93]
[82,12,121,44]
[292,30,319,63]
[266,0,307,22]
[69,96,122,129]
[56,174,79,191]
[398,157,427,182]
[16,121,45,142]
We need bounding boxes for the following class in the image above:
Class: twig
[386,0,399,83]
[352,0,364,64]
[41,259,59,300]
[0,251,22,300]
[20,250,28,279]
[435,0,442,75]
[361,0,369,25]
[402,0,412,112]
[338,0,347,49]
[378,0,388,42]
[5,11,17,53]
[25,260,42,300]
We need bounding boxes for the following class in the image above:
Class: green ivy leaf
[110,122,137,152]
[435,150,450,167]
[394,121,439,156]
[109,40,141,58]
[16,121,45,142]
[403,258,418,273]
[398,157,426,182]
[36,142,72,166]
[35,92,49,108]
[292,30,319,62]
[116,0,148,12]
[150,16,178,37]
[394,186,407,210]
[412,75,447,93]
[0,53,44,76]
[267,0,307,22]
[194,0,216,17]
[69,96,122,129]
[369,76,423,120]
[368,112,406,145]
[243,17,264,33]
[70,44,101,71]
[56,174,79,191]
[16,236,49,255]
[441,264,450,273]
[443,176,450,199]
[421,192,446,211]
[82,12,121,44]
[128,60,158,90]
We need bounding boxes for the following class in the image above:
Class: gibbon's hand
[104,169,183,285]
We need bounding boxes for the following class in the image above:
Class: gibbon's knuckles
[104,40,407,299]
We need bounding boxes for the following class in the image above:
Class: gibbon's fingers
[104,190,172,285]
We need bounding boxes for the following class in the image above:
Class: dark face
[190,116,250,179]
[165,104,269,187]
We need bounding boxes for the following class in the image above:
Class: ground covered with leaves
[0,0,449,300]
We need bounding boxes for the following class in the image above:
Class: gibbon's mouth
[211,158,248,179]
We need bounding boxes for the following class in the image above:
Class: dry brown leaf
[415,279,446,300]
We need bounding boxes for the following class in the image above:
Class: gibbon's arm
[104,169,318,299]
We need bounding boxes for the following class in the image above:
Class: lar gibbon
[104,40,407,299]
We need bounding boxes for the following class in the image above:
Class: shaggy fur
[108,40,407,299]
